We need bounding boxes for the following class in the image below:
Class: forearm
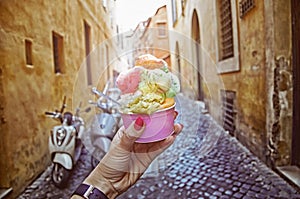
[71,165,119,199]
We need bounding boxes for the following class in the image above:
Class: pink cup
[121,104,176,143]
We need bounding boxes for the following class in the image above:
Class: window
[25,39,33,65]
[157,22,167,37]
[221,90,236,135]
[171,0,178,25]
[215,0,240,73]
[219,0,234,60]
[239,0,255,18]
[84,21,92,85]
[52,32,64,74]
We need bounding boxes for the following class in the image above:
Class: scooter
[88,81,122,168]
[45,96,90,188]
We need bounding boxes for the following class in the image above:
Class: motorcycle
[45,96,90,188]
[87,81,122,168]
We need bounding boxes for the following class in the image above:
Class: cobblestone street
[17,95,300,199]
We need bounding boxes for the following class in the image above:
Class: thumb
[120,117,145,150]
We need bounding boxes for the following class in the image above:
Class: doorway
[291,0,300,167]
[275,0,300,189]
[191,10,204,101]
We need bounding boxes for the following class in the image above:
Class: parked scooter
[45,96,90,188]
[88,81,121,168]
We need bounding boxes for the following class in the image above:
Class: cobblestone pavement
[18,94,300,199]
[17,147,93,199]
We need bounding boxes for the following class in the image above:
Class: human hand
[72,116,183,199]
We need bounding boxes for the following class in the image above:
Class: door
[192,10,204,101]
[291,0,300,167]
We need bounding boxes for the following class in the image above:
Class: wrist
[83,173,119,199]
[72,183,109,199]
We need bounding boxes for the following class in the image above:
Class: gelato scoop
[116,54,180,114]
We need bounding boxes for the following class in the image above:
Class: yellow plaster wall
[168,0,276,161]
[168,0,293,165]
[0,0,115,197]
[226,0,267,156]
[265,0,293,165]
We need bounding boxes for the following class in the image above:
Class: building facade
[142,5,170,65]
[0,0,118,198]
[127,5,170,67]
[167,0,299,186]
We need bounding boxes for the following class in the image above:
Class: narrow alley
[17,95,300,199]
[1,1,300,198]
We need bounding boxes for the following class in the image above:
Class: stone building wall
[229,0,267,161]
[148,6,170,64]
[0,0,116,198]
[264,0,293,166]
[130,6,170,66]
[167,0,293,167]
[167,0,201,99]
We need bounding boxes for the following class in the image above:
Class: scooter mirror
[85,107,91,113]
[88,100,97,105]
[92,87,98,94]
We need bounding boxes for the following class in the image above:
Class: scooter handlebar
[91,87,103,97]
[91,87,121,106]
[88,100,97,105]
[45,111,56,116]
[88,100,109,111]
[45,111,62,120]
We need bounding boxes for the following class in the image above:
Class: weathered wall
[186,0,268,159]
[265,0,292,166]
[229,0,267,160]
[132,6,170,66]
[0,0,115,197]
[167,0,203,100]
[149,6,170,64]
[167,0,293,166]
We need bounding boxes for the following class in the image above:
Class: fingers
[174,111,178,119]
[119,117,145,151]
[100,119,146,171]
[140,123,184,154]
[159,123,183,149]
[172,123,183,137]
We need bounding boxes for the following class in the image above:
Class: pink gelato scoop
[116,67,142,94]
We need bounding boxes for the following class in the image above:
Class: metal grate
[219,0,234,60]
[221,90,236,135]
[239,0,255,18]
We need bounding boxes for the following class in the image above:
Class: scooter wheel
[91,156,100,168]
[52,163,70,188]
[91,149,105,168]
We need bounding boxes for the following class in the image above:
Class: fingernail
[174,111,178,117]
[179,123,184,129]
[134,117,144,131]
